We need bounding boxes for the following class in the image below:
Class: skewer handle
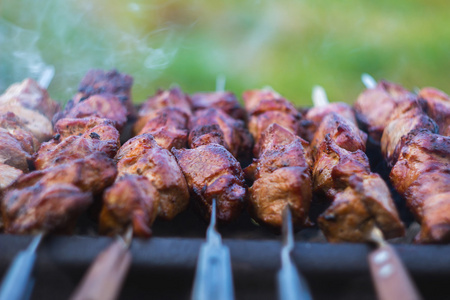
[70,240,132,300]
[368,244,422,300]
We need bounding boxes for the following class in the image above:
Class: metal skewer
[191,198,234,300]
[361,73,377,89]
[277,208,312,300]
[0,67,55,300]
[313,83,422,300]
[0,234,43,300]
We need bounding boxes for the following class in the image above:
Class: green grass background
[1,0,449,106]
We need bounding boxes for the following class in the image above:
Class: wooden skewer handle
[368,244,422,300]
[70,240,132,300]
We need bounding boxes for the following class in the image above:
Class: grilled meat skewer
[310,86,404,242]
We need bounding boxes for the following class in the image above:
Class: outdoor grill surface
[1,207,450,300]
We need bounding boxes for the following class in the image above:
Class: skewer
[277,208,312,300]
[70,226,133,300]
[191,198,234,300]
[0,68,55,300]
[361,73,377,89]
[0,234,43,300]
[312,84,422,300]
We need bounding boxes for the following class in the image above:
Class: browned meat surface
[2,183,92,234]
[390,130,450,243]
[250,167,311,229]
[189,108,253,160]
[34,118,120,170]
[190,91,246,121]
[0,132,32,171]
[62,94,128,130]
[100,175,160,237]
[173,143,246,222]
[138,87,192,119]
[319,173,404,242]
[0,163,22,191]
[75,69,134,118]
[114,134,189,220]
[354,80,414,144]
[246,124,310,181]
[245,124,312,228]
[0,112,40,153]
[0,104,53,143]
[312,135,404,242]
[135,108,189,150]
[2,153,116,234]
[13,153,117,195]
[0,78,60,120]
[312,137,370,199]
[418,87,450,136]
[310,113,367,157]
[243,89,304,147]
[303,102,356,142]
[381,100,438,167]
[188,124,226,149]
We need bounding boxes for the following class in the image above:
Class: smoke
[0,0,188,103]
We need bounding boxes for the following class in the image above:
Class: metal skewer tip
[38,65,55,89]
[361,73,377,89]
[216,74,226,92]
[312,85,329,107]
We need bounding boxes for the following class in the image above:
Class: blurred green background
[1,0,449,106]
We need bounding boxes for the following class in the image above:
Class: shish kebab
[0,67,59,300]
[358,74,450,244]
[310,85,421,300]
[0,69,134,300]
[72,77,251,300]
[242,88,314,300]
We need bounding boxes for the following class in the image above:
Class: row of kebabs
[0,70,448,244]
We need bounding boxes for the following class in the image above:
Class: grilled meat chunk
[303,102,356,142]
[190,91,246,121]
[13,153,117,195]
[249,167,311,229]
[0,104,53,143]
[0,78,60,120]
[354,80,414,144]
[313,136,370,199]
[100,175,160,237]
[319,173,405,242]
[173,144,247,222]
[75,69,134,118]
[62,94,128,130]
[381,100,438,167]
[0,112,40,153]
[418,87,450,136]
[310,113,367,158]
[0,163,22,191]
[135,108,189,150]
[189,108,253,160]
[138,87,192,119]
[115,134,189,220]
[2,153,116,234]
[313,135,404,242]
[34,118,120,170]
[390,130,450,243]
[246,124,312,228]
[246,123,310,181]
[2,183,92,234]
[0,132,32,172]
[243,89,304,148]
